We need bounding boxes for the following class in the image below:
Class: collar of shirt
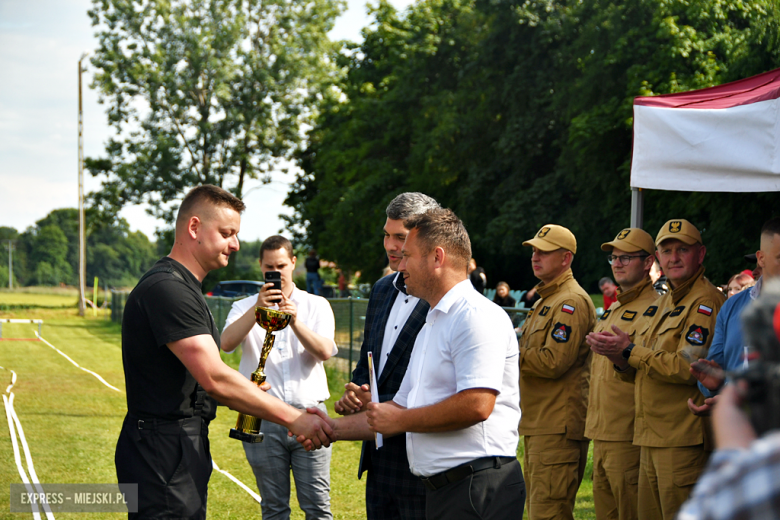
[425,279,473,324]
[392,272,408,295]
[669,266,705,304]
[536,269,573,299]
[750,276,763,300]
[616,276,653,306]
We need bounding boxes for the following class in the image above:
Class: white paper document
[367,352,383,448]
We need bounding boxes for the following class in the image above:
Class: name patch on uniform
[562,304,575,315]
[670,306,685,317]
[697,304,713,316]
[552,323,571,343]
[600,309,612,320]
[643,306,658,317]
[539,306,551,316]
[621,310,637,321]
[686,325,709,346]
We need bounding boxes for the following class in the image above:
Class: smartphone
[264,271,282,304]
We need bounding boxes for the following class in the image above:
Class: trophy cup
[229,306,292,442]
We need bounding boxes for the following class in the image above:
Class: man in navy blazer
[334,192,440,520]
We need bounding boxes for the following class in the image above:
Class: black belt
[421,456,516,491]
[129,414,207,435]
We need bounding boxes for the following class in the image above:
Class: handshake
[288,382,401,451]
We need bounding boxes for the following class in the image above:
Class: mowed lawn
[0,291,595,519]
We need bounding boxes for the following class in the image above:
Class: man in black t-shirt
[115,185,334,519]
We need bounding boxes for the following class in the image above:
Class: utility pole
[78,52,88,317]
[4,240,13,290]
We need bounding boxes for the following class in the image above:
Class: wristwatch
[622,343,635,360]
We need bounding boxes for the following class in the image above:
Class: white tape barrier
[27,334,262,505]
[34,332,122,393]
[2,366,55,520]
[212,461,262,504]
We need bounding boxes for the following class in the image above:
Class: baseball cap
[601,228,655,256]
[655,219,703,246]
[523,224,577,254]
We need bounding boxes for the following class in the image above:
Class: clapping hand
[334,382,371,415]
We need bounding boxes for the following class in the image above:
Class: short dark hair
[761,217,780,238]
[176,185,246,228]
[260,235,294,261]
[404,208,471,270]
[598,277,615,288]
[386,192,440,221]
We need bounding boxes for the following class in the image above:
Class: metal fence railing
[111,290,371,368]
[110,290,527,376]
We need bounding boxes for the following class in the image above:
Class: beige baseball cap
[655,219,703,246]
[523,224,577,254]
[601,228,655,256]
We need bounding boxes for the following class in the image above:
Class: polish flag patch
[697,304,713,316]
[562,304,575,314]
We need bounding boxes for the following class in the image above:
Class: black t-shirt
[305,256,320,273]
[121,257,219,422]
[493,295,516,308]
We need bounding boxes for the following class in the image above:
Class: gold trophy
[229,306,292,443]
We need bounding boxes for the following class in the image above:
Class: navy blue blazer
[352,273,428,495]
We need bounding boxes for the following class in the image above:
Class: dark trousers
[115,414,212,519]
[425,458,526,520]
[366,475,426,520]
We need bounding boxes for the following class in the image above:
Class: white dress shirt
[394,279,521,477]
[379,273,420,376]
[224,286,337,409]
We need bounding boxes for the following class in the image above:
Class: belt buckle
[137,419,144,429]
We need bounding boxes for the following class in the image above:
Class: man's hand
[366,401,405,436]
[293,407,337,451]
[257,282,284,309]
[334,382,371,415]
[687,395,718,416]
[587,326,632,367]
[288,410,334,451]
[713,382,756,449]
[277,292,298,323]
[690,359,725,392]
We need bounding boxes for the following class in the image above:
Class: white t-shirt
[394,279,521,477]
[223,286,337,408]
[379,274,421,376]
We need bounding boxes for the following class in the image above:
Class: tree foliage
[287,0,780,289]
[86,0,343,223]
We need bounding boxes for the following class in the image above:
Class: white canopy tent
[629,67,780,227]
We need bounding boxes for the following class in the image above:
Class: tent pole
[630,188,644,228]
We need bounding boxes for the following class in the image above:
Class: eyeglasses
[607,254,649,266]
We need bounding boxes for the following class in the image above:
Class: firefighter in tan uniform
[519,224,596,520]
[585,228,659,520]
[589,219,724,520]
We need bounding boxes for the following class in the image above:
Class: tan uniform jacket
[617,267,724,448]
[585,277,660,442]
[519,269,596,440]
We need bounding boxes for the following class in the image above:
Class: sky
[0,0,414,242]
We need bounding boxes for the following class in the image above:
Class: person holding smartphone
[221,235,338,520]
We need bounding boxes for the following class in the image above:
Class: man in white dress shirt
[222,235,337,520]
[306,208,525,519]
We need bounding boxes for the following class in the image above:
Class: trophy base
[229,428,264,443]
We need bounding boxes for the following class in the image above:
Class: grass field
[0,290,596,519]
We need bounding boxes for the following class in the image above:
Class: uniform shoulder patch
[670,306,685,317]
[539,306,551,316]
[551,322,571,343]
[697,304,713,316]
[562,304,575,315]
[643,305,658,317]
[599,309,612,321]
[686,325,709,346]
[621,310,637,321]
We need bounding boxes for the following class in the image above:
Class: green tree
[86,0,343,223]
[31,225,73,285]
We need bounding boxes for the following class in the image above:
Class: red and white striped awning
[631,68,780,192]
